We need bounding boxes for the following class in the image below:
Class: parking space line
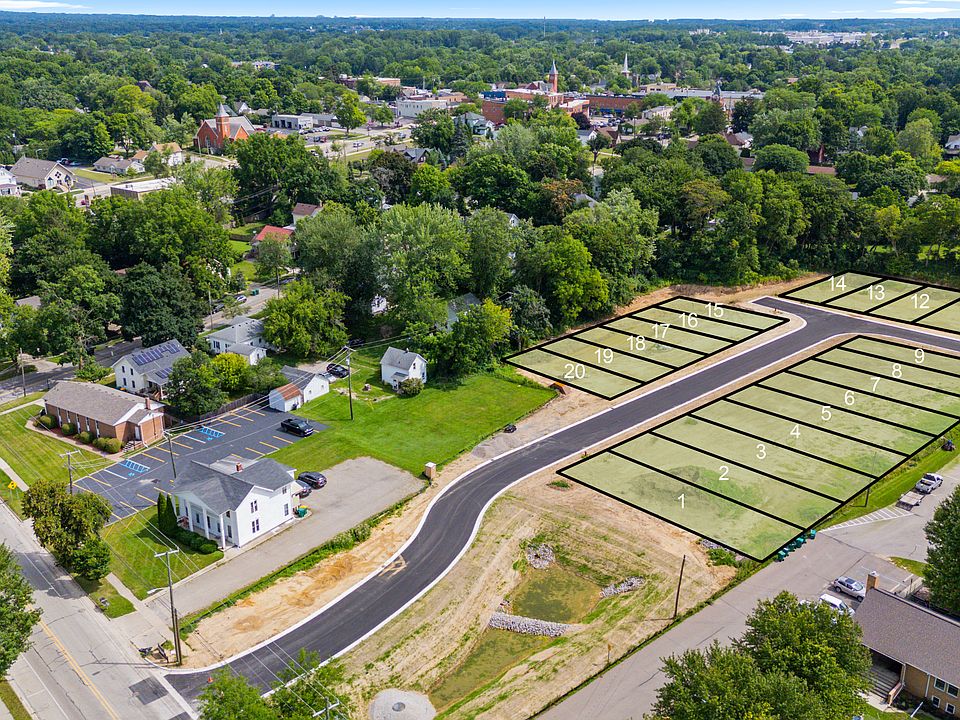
[272,435,294,444]
[228,412,255,422]
[244,407,265,416]
[137,492,157,504]
[102,469,125,479]
[259,441,280,451]
[185,435,206,444]
[245,447,265,457]
[141,452,165,463]
[87,475,111,488]
[172,439,194,449]
[217,418,242,428]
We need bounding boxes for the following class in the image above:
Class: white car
[819,593,855,616]
[832,576,866,601]
[915,473,943,494]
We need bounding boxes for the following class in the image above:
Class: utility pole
[673,554,687,619]
[155,548,183,666]
[207,288,214,330]
[343,348,354,421]
[60,450,81,495]
[166,433,178,480]
[17,348,26,398]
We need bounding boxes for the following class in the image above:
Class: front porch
[177,500,234,549]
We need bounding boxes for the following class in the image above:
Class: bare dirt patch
[338,472,735,719]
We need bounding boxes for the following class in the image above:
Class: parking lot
[73,404,319,522]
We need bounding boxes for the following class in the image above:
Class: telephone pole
[60,450,81,495]
[17,348,26,398]
[673,554,687,619]
[155,548,183,665]
[342,348,354,421]
[165,433,178,480]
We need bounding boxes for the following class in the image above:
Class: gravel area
[369,689,437,720]
[489,611,570,637]
[600,577,645,598]
[525,543,555,569]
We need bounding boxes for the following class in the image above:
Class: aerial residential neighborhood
[0,9,959,720]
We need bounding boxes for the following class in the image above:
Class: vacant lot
[271,365,554,476]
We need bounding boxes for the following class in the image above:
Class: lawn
[72,168,131,182]
[0,391,43,413]
[0,408,109,485]
[0,680,30,720]
[0,469,24,517]
[890,556,927,577]
[270,364,554,476]
[75,575,135,618]
[101,507,223,599]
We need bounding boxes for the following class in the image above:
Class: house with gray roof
[856,587,960,710]
[380,347,427,390]
[206,316,274,365]
[171,457,298,548]
[11,156,75,191]
[43,381,166,446]
[267,365,329,411]
[112,339,190,397]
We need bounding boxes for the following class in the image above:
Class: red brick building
[194,103,255,154]
[43,381,166,445]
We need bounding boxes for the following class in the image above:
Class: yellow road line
[87,475,111,488]
[244,447,264,456]
[141,452,165,463]
[259,441,280,451]
[120,500,137,512]
[38,619,122,720]
[272,435,294,444]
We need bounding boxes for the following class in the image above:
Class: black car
[295,482,312,499]
[347,338,365,348]
[297,471,327,489]
[326,363,349,378]
[280,418,314,437]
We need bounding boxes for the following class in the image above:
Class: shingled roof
[174,458,295,515]
[856,589,960,687]
[43,381,163,426]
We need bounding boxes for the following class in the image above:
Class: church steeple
[622,53,630,77]
[548,59,559,93]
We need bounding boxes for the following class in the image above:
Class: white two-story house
[380,346,427,390]
[112,339,190,397]
[171,457,298,548]
[206,316,274,365]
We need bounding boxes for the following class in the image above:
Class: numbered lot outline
[556,336,960,562]
[781,272,960,335]
[504,296,788,400]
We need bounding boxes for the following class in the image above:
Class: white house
[945,134,960,155]
[446,292,481,329]
[11,157,74,191]
[0,167,20,196]
[380,347,427,390]
[291,202,322,225]
[93,156,145,175]
[112,339,190,397]
[206,316,273,365]
[271,113,314,132]
[171,457,298,549]
[268,366,329,411]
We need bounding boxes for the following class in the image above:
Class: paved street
[1,499,190,720]
[538,460,959,720]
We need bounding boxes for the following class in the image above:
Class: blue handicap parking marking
[120,459,150,474]
[198,426,226,440]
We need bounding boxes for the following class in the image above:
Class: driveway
[152,457,422,616]
[74,405,315,522]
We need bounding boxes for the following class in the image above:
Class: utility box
[424,462,437,480]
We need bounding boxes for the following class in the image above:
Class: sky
[5,0,960,19]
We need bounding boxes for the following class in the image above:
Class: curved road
[165,298,960,703]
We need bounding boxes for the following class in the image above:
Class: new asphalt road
[165,298,960,705]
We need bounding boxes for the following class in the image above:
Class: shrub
[398,377,423,397]
[93,437,122,454]
[38,414,57,429]
[77,431,94,444]
[61,422,77,436]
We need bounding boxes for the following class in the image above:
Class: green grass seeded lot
[270,362,554,476]
[0,407,108,485]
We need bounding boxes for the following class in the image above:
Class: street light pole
[166,433,177,481]
[155,547,183,666]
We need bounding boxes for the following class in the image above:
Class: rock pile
[489,611,569,637]
[600,577,645,598]
[525,543,555,569]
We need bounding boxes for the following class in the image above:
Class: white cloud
[879,5,960,10]
[0,0,85,6]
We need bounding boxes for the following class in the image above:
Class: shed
[268,383,303,412]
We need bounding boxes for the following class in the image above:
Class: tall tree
[119,263,203,347]
[411,108,455,155]
[925,485,960,615]
[0,543,41,677]
[165,351,226,417]
[262,280,349,358]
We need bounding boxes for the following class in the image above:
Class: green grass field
[0,408,109,485]
[0,469,24,517]
[101,508,223,599]
[270,365,553,476]
[510,566,599,623]
[0,391,43,412]
[0,680,31,720]
[75,575,135,618]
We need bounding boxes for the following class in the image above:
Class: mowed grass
[0,408,108,485]
[75,575,135,618]
[0,680,31,720]
[271,365,554,476]
[0,469,24,517]
[0,391,43,412]
[102,508,223,599]
[510,565,599,623]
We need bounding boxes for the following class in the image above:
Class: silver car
[832,576,866,601]
[915,473,943,494]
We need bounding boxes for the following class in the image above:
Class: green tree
[262,280,348,358]
[368,150,416,205]
[925,485,960,614]
[693,134,741,176]
[174,162,238,224]
[22,479,112,563]
[198,670,278,720]
[409,163,454,206]
[411,108,455,155]
[750,108,820,152]
[587,132,612,167]
[693,101,728,135]
[165,351,226,417]
[56,113,113,162]
[369,103,394,126]
[754,144,810,173]
[897,118,941,171]
[505,285,552,349]
[502,98,528,121]
[434,299,512,376]
[464,207,517,298]
[211,352,251,393]
[451,154,533,216]
[255,235,292,284]
[335,93,366,136]
[119,263,202,347]
[71,537,111,582]
[0,543,41,677]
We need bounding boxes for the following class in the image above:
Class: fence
[172,391,268,425]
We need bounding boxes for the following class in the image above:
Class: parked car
[297,471,327,489]
[832,576,866,601]
[295,482,312,499]
[235,293,248,303]
[915,473,944,494]
[326,363,349,378]
[503,424,517,434]
[280,417,314,437]
[819,593,855,616]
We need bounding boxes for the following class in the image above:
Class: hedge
[38,414,56,429]
[93,437,122,453]
[77,430,94,444]
[61,422,77,436]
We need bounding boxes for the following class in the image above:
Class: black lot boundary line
[627,308,743,344]
[505,296,787,400]
[646,429,846,503]
[781,272,878,303]
[780,271,960,333]
[600,323,711,356]
[831,344,960,382]
[751,381,938,438]
[851,282,923,314]
[549,333,679,372]
[633,302,767,335]
[784,367,960,421]
[538,345,657,384]
[558,334,960,563]
[849,335,960,365]
[567,333,679,370]
[605,449,806,530]
[658,297,783,332]
[915,295,960,325]
[813,357,960,401]
[720,396,910,458]
[825,277,920,310]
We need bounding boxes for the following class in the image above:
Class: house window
[195,511,201,524]
[284,503,289,517]
[950,684,960,698]
[251,519,260,533]
[206,516,211,528]
[226,525,232,539]
[226,510,230,518]
[946,704,955,716]
[933,697,941,709]
[282,485,288,494]
[132,380,136,389]
[937,679,947,692]
[250,500,258,513]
